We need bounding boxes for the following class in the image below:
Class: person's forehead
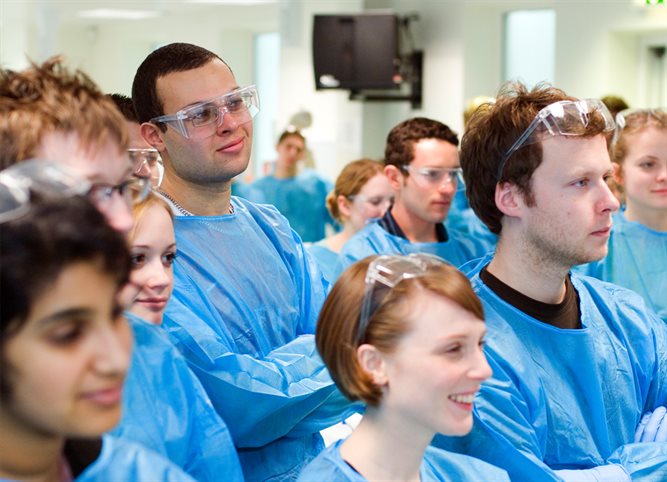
[410,138,459,166]
[156,59,237,113]
[34,131,131,184]
[537,134,611,177]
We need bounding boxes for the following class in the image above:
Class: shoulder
[423,446,510,482]
[298,442,364,482]
[76,435,196,482]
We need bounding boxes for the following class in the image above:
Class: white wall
[2,0,665,179]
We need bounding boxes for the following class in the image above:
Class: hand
[634,406,667,443]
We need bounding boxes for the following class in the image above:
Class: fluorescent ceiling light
[185,0,277,4]
[77,9,160,20]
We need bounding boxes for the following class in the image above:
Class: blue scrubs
[111,314,243,482]
[77,434,196,482]
[576,211,667,321]
[447,190,498,250]
[436,254,667,481]
[297,439,509,482]
[162,197,353,482]
[305,241,338,284]
[336,220,491,275]
[246,170,333,242]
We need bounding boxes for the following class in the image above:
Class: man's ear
[140,122,166,151]
[495,181,522,217]
[384,165,403,191]
[357,344,389,387]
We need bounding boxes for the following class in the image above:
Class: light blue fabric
[111,313,243,482]
[447,189,498,250]
[335,220,491,276]
[576,211,667,322]
[75,434,196,481]
[162,196,354,482]
[246,170,333,242]
[435,253,667,482]
[297,438,510,482]
[305,241,338,284]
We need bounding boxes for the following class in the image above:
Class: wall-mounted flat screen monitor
[312,12,399,90]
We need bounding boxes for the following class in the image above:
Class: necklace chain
[157,190,234,216]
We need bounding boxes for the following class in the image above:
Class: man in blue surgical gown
[245,129,334,243]
[336,117,492,274]
[132,43,352,482]
[434,83,667,482]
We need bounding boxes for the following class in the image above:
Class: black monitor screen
[313,12,399,90]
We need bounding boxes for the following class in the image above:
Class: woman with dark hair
[299,254,509,481]
[0,170,194,481]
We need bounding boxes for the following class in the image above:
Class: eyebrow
[132,243,177,250]
[36,307,94,328]
[179,86,242,111]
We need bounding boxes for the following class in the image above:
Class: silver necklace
[157,190,234,215]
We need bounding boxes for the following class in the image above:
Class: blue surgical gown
[435,254,667,481]
[447,189,498,250]
[246,170,333,242]
[162,197,353,482]
[78,434,196,482]
[297,439,509,482]
[305,240,338,284]
[335,220,491,275]
[111,313,243,482]
[576,211,667,322]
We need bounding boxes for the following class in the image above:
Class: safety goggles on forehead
[150,85,260,139]
[612,108,667,145]
[0,159,91,223]
[401,165,465,192]
[357,254,447,344]
[497,99,615,180]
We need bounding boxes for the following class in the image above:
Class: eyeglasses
[498,99,615,180]
[357,254,447,344]
[347,193,395,209]
[150,85,260,139]
[612,108,666,145]
[87,176,150,209]
[128,148,161,177]
[0,159,91,223]
[401,165,464,191]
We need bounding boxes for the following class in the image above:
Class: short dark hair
[108,93,138,123]
[0,195,131,398]
[277,129,305,145]
[384,117,459,170]
[461,82,612,235]
[132,43,226,127]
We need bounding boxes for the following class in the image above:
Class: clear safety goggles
[150,85,260,139]
[0,159,91,223]
[612,108,666,145]
[128,148,161,178]
[87,175,150,210]
[347,193,395,210]
[401,165,465,192]
[498,99,615,179]
[357,253,448,344]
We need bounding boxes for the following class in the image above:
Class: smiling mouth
[82,386,123,406]
[218,138,244,152]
